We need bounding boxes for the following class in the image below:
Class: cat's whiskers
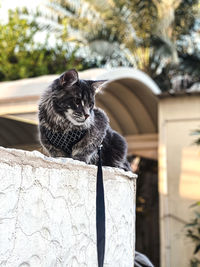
[64,109,90,127]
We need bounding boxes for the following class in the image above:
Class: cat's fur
[38,69,154,267]
[38,69,131,171]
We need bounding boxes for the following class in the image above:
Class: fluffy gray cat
[38,69,153,267]
[38,69,131,171]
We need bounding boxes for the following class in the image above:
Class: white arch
[94,67,161,95]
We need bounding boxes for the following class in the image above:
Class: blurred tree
[0,9,84,81]
[40,0,200,78]
[186,202,200,266]
[0,9,37,80]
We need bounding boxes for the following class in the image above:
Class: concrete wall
[0,146,136,267]
[159,95,200,267]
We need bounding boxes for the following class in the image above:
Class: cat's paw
[49,148,66,158]
[72,154,87,163]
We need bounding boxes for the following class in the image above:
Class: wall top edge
[0,146,137,180]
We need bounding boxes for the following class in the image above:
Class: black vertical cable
[96,145,105,267]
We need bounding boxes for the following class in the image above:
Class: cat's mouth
[64,109,92,126]
[75,118,86,123]
[74,113,90,123]
[65,113,89,126]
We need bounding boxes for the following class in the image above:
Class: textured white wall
[0,147,136,267]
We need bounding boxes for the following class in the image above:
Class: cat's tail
[134,251,154,267]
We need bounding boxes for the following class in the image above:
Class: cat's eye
[74,98,81,106]
[58,102,67,108]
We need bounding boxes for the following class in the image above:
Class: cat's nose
[84,114,90,120]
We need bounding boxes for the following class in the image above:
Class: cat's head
[52,69,106,126]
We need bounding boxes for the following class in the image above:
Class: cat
[38,69,154,267]
[38,69,131,171]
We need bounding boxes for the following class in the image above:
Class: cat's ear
[60,69,79,87]
[91,80,107,94]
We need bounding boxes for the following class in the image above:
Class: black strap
[44,126,106,265]
[96,145,105,267]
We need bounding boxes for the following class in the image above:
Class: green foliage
[43,0,200,72]
[0,9,85,81]
[174,0,199,37]
[151,51,200,92]
[186,202,200,266]
[1,0,200,86]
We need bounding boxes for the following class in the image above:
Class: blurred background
[0,0,200,266]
